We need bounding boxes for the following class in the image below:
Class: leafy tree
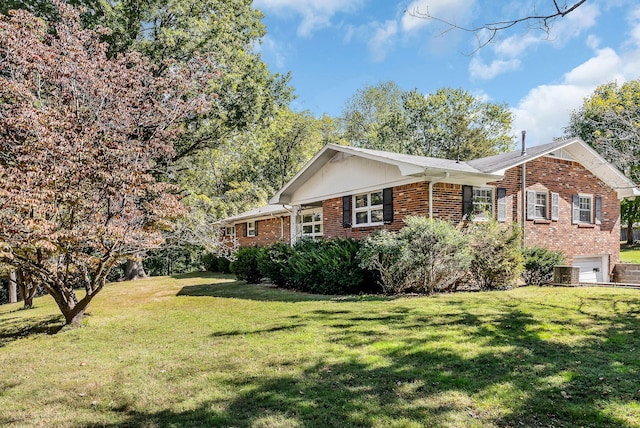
[467,219,523,290]
[566,80,640,243]
[359,217,471,294]
[403,87,513,160]
[342,81,410,153]
[342,82,514,160]
[0,4,212,325]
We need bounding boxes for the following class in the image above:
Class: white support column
[290,205,300,245]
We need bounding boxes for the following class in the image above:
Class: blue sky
[253,0,640,147]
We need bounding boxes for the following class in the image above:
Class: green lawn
[1,273,640,427]
[620,244,640,263]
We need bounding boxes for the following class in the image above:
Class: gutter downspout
[429,172,450,218]
[521,130,527,249]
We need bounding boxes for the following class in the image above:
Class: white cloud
[511,41,640,146]
[254,0,364,37]
[368,20,399,62]
[469,57,520,80]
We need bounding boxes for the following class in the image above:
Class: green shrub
[202,253,231,273]
[467,220,523,290]
[359,217,471,294]
[285,238,375,295]
[230,247,263,283]
[257,242,292,287]
[522,247,565,286]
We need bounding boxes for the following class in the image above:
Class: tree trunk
[16,270,38,309]
[124,257,147,281]
[8,271,17,304]
[627,219,635,246]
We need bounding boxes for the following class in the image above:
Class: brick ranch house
[220,138,639,283]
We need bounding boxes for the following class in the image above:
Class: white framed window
[247,220,256,237]
[472,187,493,220]
[533,192,547,218]
[225,225,236,237]
[353,190,383,226]
[300,209,323,238]
[578,195,592,223]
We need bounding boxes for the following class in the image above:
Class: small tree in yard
[467,219,523,290]
[0,3,213,325]
[359,217,471,294]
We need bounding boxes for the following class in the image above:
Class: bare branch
[408,1,588,51]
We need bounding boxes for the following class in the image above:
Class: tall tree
[342,81,410,153]
[566,80,640,244]
[403,87,513,160]
[342,82,514,160]
[0,3,213,324]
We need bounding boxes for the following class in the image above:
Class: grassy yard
[620,244,640,263]
[1,273,640,427]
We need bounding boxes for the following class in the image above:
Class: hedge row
[227,217,565,296]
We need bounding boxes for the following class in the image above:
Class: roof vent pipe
[521,130,526,156]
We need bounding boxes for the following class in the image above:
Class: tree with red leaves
[0,2,214,325]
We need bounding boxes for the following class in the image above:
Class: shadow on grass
[0,313,64,347]
[179,282,337,303]
[83,293,640,427]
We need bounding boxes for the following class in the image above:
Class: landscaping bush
[467,219,523,290]
[257,242,292,287]
[230,247,263,283]
[285,238,374,295]
[359,217,471,294]
[203,253,231,273]
[522,247,565,286]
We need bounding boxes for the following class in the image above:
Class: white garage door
[573,256,605,283]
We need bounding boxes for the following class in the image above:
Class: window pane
[536,194,546,206]
[370,191,383,206]
[580,211,591,222]
[355,211,368,224]
[371,209,383,223]
[535,206,546,218]
[313,212,322,222]
[355,194,367,208]
[302,225,312,234]
[314,224,322,233]
[302,214,312,223]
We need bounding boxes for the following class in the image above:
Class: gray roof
[467,138,575,173]
[342,145,482,174]
[221,204,291,224]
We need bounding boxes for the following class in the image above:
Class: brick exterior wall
[236,216,290,248]
[235,156,621,279]
[323,182,431,240]
[494,157,620,271]
[323,156,620,277]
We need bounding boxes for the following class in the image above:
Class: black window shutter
[342,195,352,228]
[497,188,507,222]
[572,195,579,224]
[595,196,602,225]
[243,223,247,237]
[462,185,473,219]
[255,220,259,235]
[383,188,393,224]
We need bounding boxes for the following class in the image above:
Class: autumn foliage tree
[0,3,214,325]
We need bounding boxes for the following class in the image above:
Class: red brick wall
[493,157,620,273]
[236,216,290,247]
[323,182,431,239]
[322,157,620,276]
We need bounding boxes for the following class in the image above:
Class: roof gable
[269,139,639,205]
